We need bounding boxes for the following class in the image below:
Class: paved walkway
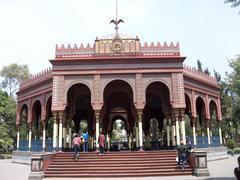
[0,156,237,180]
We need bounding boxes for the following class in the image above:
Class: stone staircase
[45,150,193,178]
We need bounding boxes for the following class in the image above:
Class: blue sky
[0,0,239,77]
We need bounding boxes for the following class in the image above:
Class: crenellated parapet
[19,67,53,89]
[183,65,218,86]
[141,41,180,56]
[55,43,94,58]
[54,34,180,59]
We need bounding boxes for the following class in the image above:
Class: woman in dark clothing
[177,141,189,170]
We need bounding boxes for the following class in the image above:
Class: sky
[0,0,239,77]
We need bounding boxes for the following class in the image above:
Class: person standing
[98,131,105,155]
[83,131,89,152]
[72,134,81,160]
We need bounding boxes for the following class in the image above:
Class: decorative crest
[110,0,124,34]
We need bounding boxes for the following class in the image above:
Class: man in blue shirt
[83,131,89,152]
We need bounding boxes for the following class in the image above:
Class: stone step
[55,151,176,157]
[45,151,193,178]
[54,155,177,159]
[46,168,192,174]
[48,162,180,167]
[47,165,192,171]
[45,171,192,178]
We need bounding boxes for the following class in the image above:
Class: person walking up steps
[98,131,105,155]
[72,134,81,160]
[83,131,89,152]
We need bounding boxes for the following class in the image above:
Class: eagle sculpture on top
[110,19,124,25]
[110,0,124,34]
[110,19,124,34]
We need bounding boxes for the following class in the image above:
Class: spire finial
[110,0,124,34]
[116,0,118,22]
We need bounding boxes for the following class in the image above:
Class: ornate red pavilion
[15,24,222,152]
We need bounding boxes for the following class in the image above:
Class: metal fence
[19,140,53,152]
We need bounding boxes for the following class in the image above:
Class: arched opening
[209,100,221,147]
[196,97,206,134]
[20,104,28,140]
[144,81,170,150]
[45,96,53,151]
[67,83,93,136]
[111,118,128,151]
[149,118,160,149]
[46,97,53,139]
[32,100,41,140]
[102,80,135,150]
[184,93,193,139]
[210,100,218,135]
[196,96,207,147]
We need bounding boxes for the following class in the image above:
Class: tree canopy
[0,90,16,152]
[0,63,30,98]
[225,0,240,7]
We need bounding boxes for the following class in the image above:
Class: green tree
[0,90,16,152]
[196,60,211,75]
[225,0,240,14]
[225,0,240,7]
[197,59,203,72]
[0,123,14,152]
[225,56,240,141]
[0,63,30,98]
[204,68,211,75]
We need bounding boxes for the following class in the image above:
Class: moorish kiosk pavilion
[15,20,222,154]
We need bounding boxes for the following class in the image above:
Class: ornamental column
[129,132,133,150]
[171,118,176,147]
[28,124,32,151]
[192,117,197,146]
[16,126,20,151]
[166,116,170,147]
[95,111,100,151]
[179,110,186,145]
[138,111,143,151]
[68,117,72,148]
[58,112,64,151]
[62,113,67,149]
[206,120,211,146]
[135,124,139,148]
[42,121,46,152]
[218,121,223,144]
[107,131,111,151]
[173,110,180,146]
[52,112,58,151]
[201,120,205,140]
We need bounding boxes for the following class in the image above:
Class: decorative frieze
[172,73,185,108]
[52,75,65,111]
[136,74,144,109]
[53,62,183,71]
[93,74,101,110]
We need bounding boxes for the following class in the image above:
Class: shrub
[226,139,235,150]
[234,148,240,154]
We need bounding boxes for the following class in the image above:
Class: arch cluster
[16,73,222,151]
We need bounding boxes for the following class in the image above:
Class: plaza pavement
[0,156,237,180]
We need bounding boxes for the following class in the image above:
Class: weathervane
[110,0,124,34]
